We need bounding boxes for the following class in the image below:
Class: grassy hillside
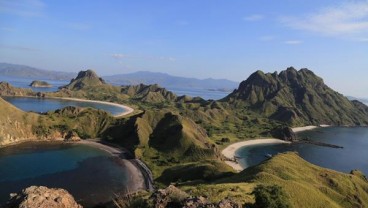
[182,152,368,208]
[0,97,38,145]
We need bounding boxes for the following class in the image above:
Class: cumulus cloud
[282,1,368,38]
[243,14,264,22]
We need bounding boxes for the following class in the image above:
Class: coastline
[221,138,290,172]
[78,139,154,192]
[1,95,134,117]
[52,97,134,117]
[292,124,331,133]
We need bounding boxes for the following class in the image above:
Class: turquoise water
[2,96,125,116]
[236,127,368,174]
[0,142,133,207]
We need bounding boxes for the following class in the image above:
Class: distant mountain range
[103,71,238,91]
[0,63,76,80]
[347,96,368,104]
[0,63,238,91]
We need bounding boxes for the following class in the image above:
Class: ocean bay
[236,127,368,174]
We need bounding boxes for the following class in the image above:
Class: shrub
[249,185,290,208]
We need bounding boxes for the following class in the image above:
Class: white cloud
[284,40,302,45]
[282,1,368,38]
[0,0,45,17]
[243,14,264,22]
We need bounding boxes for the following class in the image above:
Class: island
[1,68,368,208]
[29,80,52,88]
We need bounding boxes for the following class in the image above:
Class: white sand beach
[292,124,331,133]
[55,97,134,117]
[221,138,290,172]
[292,126,318,133]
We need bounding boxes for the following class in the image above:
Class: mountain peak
[224,67,368,125]
[75,69,100,80]
[61,69,106,90]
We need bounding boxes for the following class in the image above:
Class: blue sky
[0,0,368,97]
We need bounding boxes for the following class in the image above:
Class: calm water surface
[2,96,125,116]
[236,127,368,174]
[0,142,132,207]
[0,75,231,100]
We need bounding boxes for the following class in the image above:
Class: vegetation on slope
[224,67,368,126]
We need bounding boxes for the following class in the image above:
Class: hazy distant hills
[0,63,75,80]
[103,71,238,91]
[0,63,238,91]
[347,96,368,105]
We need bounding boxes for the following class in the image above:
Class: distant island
[29,80,52,88]
[0,63,238,91]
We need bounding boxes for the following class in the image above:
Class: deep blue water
[2,96,125,116]
[0,142,132,207]
[236,127,368,174]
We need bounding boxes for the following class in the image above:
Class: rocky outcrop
[224,67,368,126]
[149,185,242,208]
[29,80,52,88]
[0,82,33,96]
[270,126,297,141]
[5,186,82,208]
[64,131,81,141]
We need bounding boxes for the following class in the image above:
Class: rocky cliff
[5,186,82,208]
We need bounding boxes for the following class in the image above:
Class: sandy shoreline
[292,124,331,133]
[221,138,290,172]
[77,139,153,192]
[55,97,134,117]
[2,95,134,117]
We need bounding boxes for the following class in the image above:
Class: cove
[236,127,368,174]
[2,96,126,116]
[0,142,137,207]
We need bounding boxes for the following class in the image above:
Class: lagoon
[2,96,126,116]
[236,127,368,174]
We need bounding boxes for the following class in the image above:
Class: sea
[0,142,133,207]
[236,127,368,175]
[0,75,230,100]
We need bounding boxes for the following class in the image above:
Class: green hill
[61,69,107,90]
[102,110,231,179]
[121,84,177,103]
[0,97,38,146]
[183,152,368,208]
[224,67,368,126]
